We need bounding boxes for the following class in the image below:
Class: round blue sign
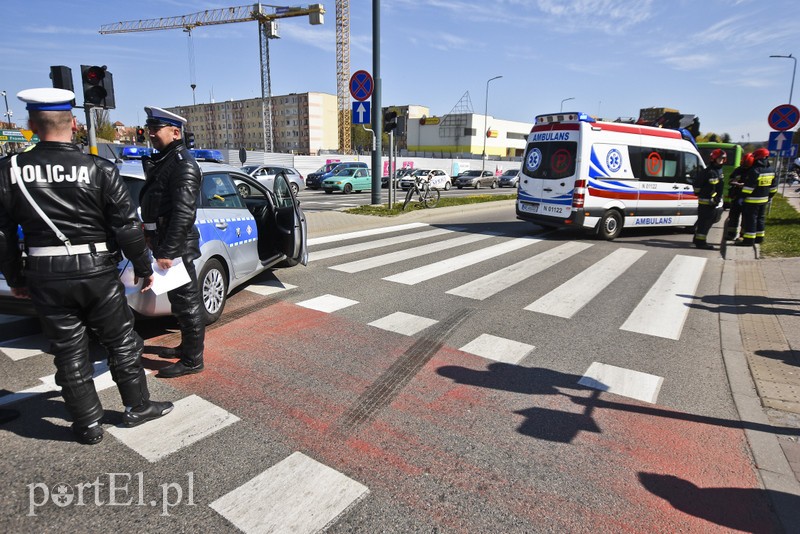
[768,104,799,131]
[349,70,373,102]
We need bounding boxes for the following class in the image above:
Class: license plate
[520,202,539,214]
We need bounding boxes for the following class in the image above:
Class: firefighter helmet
[753,147,770,160]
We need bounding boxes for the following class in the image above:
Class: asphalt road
[0,206,782,532]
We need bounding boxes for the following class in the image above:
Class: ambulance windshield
[521,141,577,180]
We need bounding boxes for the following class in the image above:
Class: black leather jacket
[0,142,152,287]
[140,140,201,261]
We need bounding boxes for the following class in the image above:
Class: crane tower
[100,3,328,153]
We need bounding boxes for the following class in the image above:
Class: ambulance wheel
[598,210,622,240]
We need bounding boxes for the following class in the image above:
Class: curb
[719,259,800,533]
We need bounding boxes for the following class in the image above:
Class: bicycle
[402,176,440,210]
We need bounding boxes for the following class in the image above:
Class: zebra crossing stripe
[579,362,664,404]
[384,237,539,285]
[107,394,239,463]
[307,222,428,246]
[459,334,535,364]
[620,255,707,340]
[0,333,50,361]
[447,241,588,300]
[311,227,456,262]
[296,294,359,313]
[368,311,439,336]
[525,248,646,318]
[245,279,297,296]
[330,233,493,274]
[210,451,369,534]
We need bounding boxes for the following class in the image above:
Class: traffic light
[184,131,196,149]
[80,65,115,109]
[383,110,398,133]
[49,65,76,106]
[135,127,145,143]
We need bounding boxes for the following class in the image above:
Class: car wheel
[199,258,228,324]
[491,181,497,189]
[598,210,623,241]
[475,181,481,189]
[237,183,251,198]
[343,183,353,194]
[444,181,451,190]
[289,182,299,196]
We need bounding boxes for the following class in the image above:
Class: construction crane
[100,3,326,153]
[335,0,350,154]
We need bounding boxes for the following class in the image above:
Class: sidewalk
[722,185,800,532]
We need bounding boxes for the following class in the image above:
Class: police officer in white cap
[140,106,205,377]
[0,88,173,444]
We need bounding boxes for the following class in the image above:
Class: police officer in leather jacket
[140,106,205,378]
[0,88,173,445]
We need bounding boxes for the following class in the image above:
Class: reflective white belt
[143,223,157,231]
[27,242,108,257]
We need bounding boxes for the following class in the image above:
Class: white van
[516,112,703,240]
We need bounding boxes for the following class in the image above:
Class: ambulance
[516,112,704,240]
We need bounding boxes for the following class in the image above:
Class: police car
[0,161,308,324]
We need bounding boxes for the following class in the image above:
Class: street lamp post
[481,75,502,178]
[770,53,796,104]
[560,97,575,112]
[1,90,12,129]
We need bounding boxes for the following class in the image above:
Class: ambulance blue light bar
[535,112,596,125]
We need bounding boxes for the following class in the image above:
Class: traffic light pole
[84,106,98,156]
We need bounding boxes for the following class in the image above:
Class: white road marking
[307,222,429,246]
[311,227,457,261]
[331,233,493,274]
[447,241,586,300]
[245,279,297,296]
[210,451,369,534]
[296,294,359,313]
[107,394,239,463]
[578,362,664,404]
[384,237,539,285]
[459,334,535,365]
[0,361,147,407]
[368,312,439,336]
[525,247,646,317]
[0,334,50,361]
[620,255,707,340]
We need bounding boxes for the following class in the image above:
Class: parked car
[454,170,498,189]
[0,161,308,324]
[498,168,520,188]
[322,167,371,194]
[399,169,451,190]
[381,167,414,188]
[240,164,304,196]
[305,161,368,189]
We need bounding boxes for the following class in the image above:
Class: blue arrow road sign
[768,131,792,152]
[352,101,371,124]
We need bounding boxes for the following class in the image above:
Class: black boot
[122,400,174,428]
[157,360,204,378]
[156,346,182,359]
[72,423,104,445]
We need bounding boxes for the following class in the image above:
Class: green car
[322,167,372,194]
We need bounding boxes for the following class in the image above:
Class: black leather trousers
[28,267,149,428]
[167,256,205,366]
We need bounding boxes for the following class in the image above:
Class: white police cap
[144,106,186,128]
[17,88,75,111]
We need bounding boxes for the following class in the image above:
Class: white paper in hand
[150,257,191,295]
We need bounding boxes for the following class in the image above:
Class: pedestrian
[0,88,173,445]
[693,148,726,249]
[725,152,754,242]
[738,147,777,248]
[139,106,205,378]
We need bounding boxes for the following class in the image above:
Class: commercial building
[404,113,532,158]
[168,92,338,155]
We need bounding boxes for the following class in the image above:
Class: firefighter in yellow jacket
[738,148,777,247]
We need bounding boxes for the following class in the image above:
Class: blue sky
[2,0,798,143]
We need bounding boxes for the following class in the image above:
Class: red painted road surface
[147,299,780,532]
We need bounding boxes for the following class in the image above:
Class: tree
[94,109,116,142]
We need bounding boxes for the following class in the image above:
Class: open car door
[232,172,307,267]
